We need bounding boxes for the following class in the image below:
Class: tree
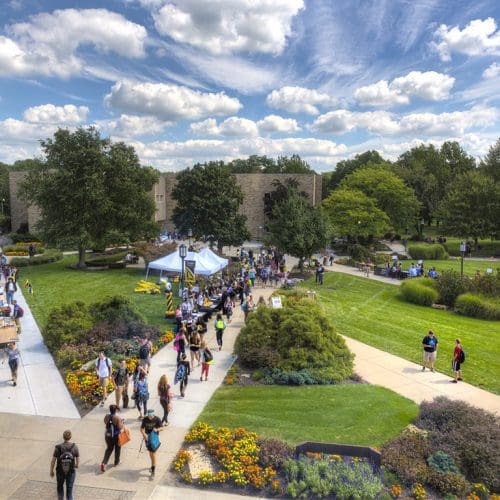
[228,154,314,174]
[326,150,387,194]
[263,178,308,219]
[437,170,500,240]
[228,155,275,173]
[322,188,391,240]
[266,190,326,270]
[21,127,159,268]
[480,137,500,182]
[172,161,250,251]
[340,164,420,232]
[274,154,314,173]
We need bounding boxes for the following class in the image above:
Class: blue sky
[0,0,499,171]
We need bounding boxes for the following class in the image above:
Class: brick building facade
[9,171,321,239]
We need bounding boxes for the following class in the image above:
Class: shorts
[452,360,461,372]
[99,376,109,388]
[140,357,151,367]
[423,351,436,363]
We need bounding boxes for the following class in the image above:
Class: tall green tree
[21,127,159,267]
[340,165,420,233]
[437,170,500,240]
[0,162,11,231]
[479,137,500,182]
[263,178,308,219]
[172,161,250,251]
[266,190,326,270]
[322,188,391,240]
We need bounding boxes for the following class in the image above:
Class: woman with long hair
[157,374,173,426]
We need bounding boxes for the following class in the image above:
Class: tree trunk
[299,257,304,272]
[77,245,86,268]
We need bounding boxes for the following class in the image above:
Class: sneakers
[421,367,425,372]
[451,380,458,383]
[430,368,435,372]
[200,377,203,381]
[100,463,106,473]
[114,462,121,467]
[458,377,463,381]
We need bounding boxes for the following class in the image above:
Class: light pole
[420,218,425,240]
[187,228,192,249]
[460,240,466,277]
[179,243,187,297]
[0,198,4,216]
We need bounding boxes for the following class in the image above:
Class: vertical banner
[185,260,196,287]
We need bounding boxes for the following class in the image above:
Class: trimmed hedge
[3,244,45,254]
[408,243,448,260]
[9,248,63,267]
[455,293,500,320]
[85,250,128,266]
[400,280,438,306]
[8,232,41,243]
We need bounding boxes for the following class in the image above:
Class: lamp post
[187,228,192,249]
[179,243,187,297]
[420,218,425,240]
[460,240,466,277]
[0,198,4,216]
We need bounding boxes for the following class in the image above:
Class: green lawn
[20,255,174,331]
[198,385,418,447]
[308,273,500,394]
[400,258,499,275]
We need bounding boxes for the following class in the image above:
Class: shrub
[400,281,438,307]
[3,244,45,254]
[257,438,294,469]
[44,302,94,351]
[85,250,128,265]
[426,470,471,497]
[408,243,448,260]
[455,293,500,320]
[283,455,383,499]
[469,270,500,297]
[415,397,500,491]
[427,451,459,475]
[435,271,469,307]
[262,368,319,385]
[348,243,374,262]
[9,232,41,243]
[236,296,354,384]
[10,248,63,267]
[382,429,430,486]
[88,296,146,329]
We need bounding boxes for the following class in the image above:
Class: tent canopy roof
[147,248,227,275]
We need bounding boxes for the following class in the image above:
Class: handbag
[118,426,131,446]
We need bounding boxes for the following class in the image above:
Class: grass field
[197,385,418,447]
[400,258,499,275]
[19,255,174,331]
[307,273,500,394]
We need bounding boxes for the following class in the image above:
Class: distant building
[9,171,321,239]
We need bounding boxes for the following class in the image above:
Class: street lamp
[179,243,187,297]
[187,228,192,249]
[0,198,4,216]
[460,240,466,277]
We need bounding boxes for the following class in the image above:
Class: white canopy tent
[146,249,223,278]
[199,247,229,273]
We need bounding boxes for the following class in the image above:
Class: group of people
[421,330,465,383]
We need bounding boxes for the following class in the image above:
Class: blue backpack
[174,363,186,384]
[147,430,161,452]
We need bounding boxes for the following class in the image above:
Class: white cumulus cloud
[153,0,304,55]
[257,115,301,133]
[354,71,455,107]
[97,114,169,138]
[23,104,89,125]
[310,110,399,135]
[266,86,335,115]
[105,80,242,122]
[0,9,147,78]
[432,17,500,61]
[483,62,500,79]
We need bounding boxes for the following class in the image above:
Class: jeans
[180,377,188,396]
[102,435,121,465]
[56,470,75,500]
[159,398,169,424]
[136,398,148,415]
[216,329,224,347]
[6,291,14,305]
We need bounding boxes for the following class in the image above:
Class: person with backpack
[134,365,149,418]
[95,352,113,406]
[100,404,124,472]
[140,409,163,477]
[214,313,227,351]
[50,429,79,500]
[113,359,131,409]
[188,329,201,370]
[173,327,187,363]
[3,342,20,386]
[11,299,23,335]
[224,296,233,323]
[174,353,190,397]
[139,337,152,371]
[200,341,213,381]
[157,374,174,426]
[452,338,465,383]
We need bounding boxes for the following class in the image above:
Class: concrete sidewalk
[0,284,79,419]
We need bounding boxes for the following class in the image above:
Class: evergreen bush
[455,293,500,320]
[435,271,469,307]
[400,280,438,306]
[10,248,63,267]
[236,296,354,384]
[408,243,448,260]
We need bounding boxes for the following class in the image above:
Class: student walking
[100,404,124,472]
[214,313,227,351]
[140,409,163,477]
[50,430,79,500]
[11,300,23,335]
[175,353,191,397]
[95,352,113,405]
[157,375,173,426]
[422,330,438,372]
[188,329,201,369]
[134,366,149,418]
[3,342,20,386]
[452,339,464,383]
[5,277,17,305]
[200,341,213,381]
[113,359,130,409]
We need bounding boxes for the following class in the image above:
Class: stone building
[9,171,321,239]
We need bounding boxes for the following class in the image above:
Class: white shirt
[96,357,112,377]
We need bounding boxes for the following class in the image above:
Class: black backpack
[58,443,75,476]
[459,350,466,363]
[139,343,150,359]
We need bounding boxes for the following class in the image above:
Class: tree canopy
[21,127,159,267]
[172,161,250,250]
[340,164,420,232]
[480,138,500,182]
[265,189,326,269]
[322,188,391,239]
[228,154,315,174]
